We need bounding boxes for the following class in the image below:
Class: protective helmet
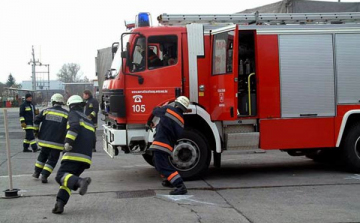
[67,95,84,106]
[51,93,64,104]
[175,96,190,112]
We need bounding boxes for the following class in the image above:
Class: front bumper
[102,124,155,157]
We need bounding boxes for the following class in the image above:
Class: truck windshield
[111,45,122,78]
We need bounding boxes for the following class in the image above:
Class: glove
[21,123,27,128]
[87,115,93,120]
[145,121,154,132]
[35,109,39,115]
[64,143,73,152]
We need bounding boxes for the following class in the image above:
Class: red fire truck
[102,12,360,179]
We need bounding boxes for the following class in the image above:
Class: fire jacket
[34,105,68,150]
[19,101,37,130]
[63,109,96,168]
[84,96,99,126]
[148,105,184,155]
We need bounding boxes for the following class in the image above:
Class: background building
[21,80,64,91]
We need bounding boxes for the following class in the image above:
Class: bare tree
[57,63,82,83]
[83,76,90,83]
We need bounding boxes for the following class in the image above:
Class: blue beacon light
[136,12,152,27]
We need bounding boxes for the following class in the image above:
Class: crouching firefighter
[52,95,95,214]
[147,96,190,195]
[32,94,68,183]
[19,93,39,152]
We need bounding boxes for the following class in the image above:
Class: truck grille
[102,89,126,118]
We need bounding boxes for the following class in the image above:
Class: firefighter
[19,93,39,152]
[83,90,99,152]
[146,47,163,67]
[137,38,162,69]
[32,94,68,183]
[52,95,95,214]
[147,96,190,195]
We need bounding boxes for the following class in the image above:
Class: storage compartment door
[279,34,335,118]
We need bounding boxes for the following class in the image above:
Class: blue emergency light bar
[136,12,152,28]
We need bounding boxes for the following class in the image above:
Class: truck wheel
[170,129,211,180]
[342,123,360,172]
[142,154,154,167]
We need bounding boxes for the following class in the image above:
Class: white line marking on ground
[0,174,31,178]
[122,165,150,168]
[345,174,360,180]
[158,194,217,206]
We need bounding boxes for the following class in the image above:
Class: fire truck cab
[102,12,360,179]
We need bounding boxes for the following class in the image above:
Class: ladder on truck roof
[158,12,360,26]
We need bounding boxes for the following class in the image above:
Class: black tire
[142,154,154,167]
[169,129,211,180]
[341,123,360,172]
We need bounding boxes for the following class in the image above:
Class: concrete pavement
[1,108,360,222]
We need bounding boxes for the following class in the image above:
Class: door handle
[230,107,234,118]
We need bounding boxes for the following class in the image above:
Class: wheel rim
[354,137,360,159]
[170,138,200,172]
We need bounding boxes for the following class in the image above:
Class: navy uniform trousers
[34,147,61,177]
[153,150,183,186]
[55,161,87,204]
[24,129,38,150]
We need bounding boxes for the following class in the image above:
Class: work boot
[23,149,32,153]
[32,148,40,153]
[52,200,65,214]
[40,175,48,183]
[77,177,92,195]
[169,183,187,195]
[32,172,40,179]
[162,180,174,188]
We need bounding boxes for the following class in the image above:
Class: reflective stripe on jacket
[84,96,99,125]
[62,109,95,168]
[34,106,69,150]
[19,101,36,126]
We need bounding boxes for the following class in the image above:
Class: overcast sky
[0,0,358,85]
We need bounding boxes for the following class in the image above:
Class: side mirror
[121,51,127,59]
[110,68,117,77]
[112,42,119,60]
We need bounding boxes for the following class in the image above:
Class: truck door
[209,25,239,120]
[125,34,183,123]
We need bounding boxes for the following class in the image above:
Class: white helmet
[175,96,190,111]
[67,95,84,106]
[51,93,64,105]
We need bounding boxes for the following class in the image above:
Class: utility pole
[31,46,36,91]
[47,64,50,90]
[28,46,41,91]
[44,64,50,103]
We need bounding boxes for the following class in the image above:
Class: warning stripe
[152,141,173,152]
[166,109,184,124]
